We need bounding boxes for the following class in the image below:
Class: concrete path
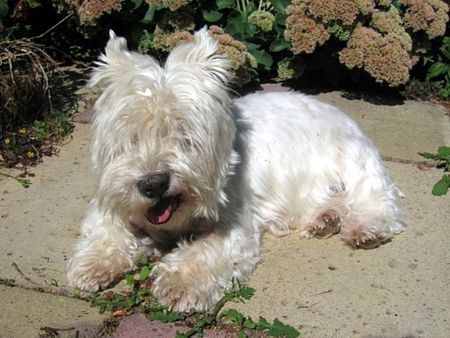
[0,90,449,337]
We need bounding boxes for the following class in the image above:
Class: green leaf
[25,0,41,8]
[149,310,186,323]
[202,10,223,22]
[131,0,144,10]
[432,175,450,196]
[238,286,255,300]
[141,5,157,24]
[257,316,272,330]
[222,309,245,325]
[237,331,248,338]
[225,14,247,37]
[135,256,149,267]
[269,39,290,52]
[269,0,290,14]
[419,152,437,160]
[245,43,273,70]
[268,318,300,338]
[126,297,136,309]
[0,278,15,286]
[216,0,234,9]
[437,146,450,156]
[175,332,189,338]
[427,62,448,79]
[243,318,257,329]
[125,273,134,287]
[0,0,8,18]
[139,266,151,280]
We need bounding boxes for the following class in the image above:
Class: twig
[312,288,333,296]
[31,13,73,40]
[12,262,39,285]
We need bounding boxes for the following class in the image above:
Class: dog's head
[90,28,239,232]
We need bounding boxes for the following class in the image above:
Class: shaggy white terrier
[67,28,404,312]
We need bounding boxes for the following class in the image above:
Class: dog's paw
[301,210,341,239]
[151,261,223,312]
[67,252,134,292]
[341,225,387,250]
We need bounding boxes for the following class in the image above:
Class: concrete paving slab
[316,92,449,162]
[228,161,450,338]
[0,285,106,337]
[0,124,94,289]
[0,91,448,337]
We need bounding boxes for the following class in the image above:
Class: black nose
[137,172,170,198]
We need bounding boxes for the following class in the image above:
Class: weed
[0,278,16,286]
[89,260,300,337]
[424,37,450,99]
[419,146,450,196]
[0,172,31,188]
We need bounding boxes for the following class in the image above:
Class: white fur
[67,28,404,311]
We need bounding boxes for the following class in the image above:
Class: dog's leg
[151,222,260,312]
[339,156,404,249]
[67,200,147,291]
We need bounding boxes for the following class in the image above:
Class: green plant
[202,0,291,72]
[419,146,450,196]
[285,0,449,87]
[89,258,300,337]
[0,172,31,188]
[0,278,16,286]
[424,36,450,98]
[33,109,73,141]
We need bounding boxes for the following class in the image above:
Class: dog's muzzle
[137,172,181,225]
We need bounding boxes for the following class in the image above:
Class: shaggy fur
[67,28,404,311]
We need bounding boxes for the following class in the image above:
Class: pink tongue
[148,199,173,224]
[156,207,171,224]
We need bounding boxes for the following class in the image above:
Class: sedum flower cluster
[339,27,413,86]
[400,0,449,39]
[76,0,123,24]
[145,0,193,12]
[248,10,276,32]
[284,0,330,54]
[285,0,449,86]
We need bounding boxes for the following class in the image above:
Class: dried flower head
[285,1,330,54]
[78,0,122,24]
[354,0,375,15]
[308,0,359,25]
[339,26,413,86]
[400,0,449,39]
[145,0,192,11]
[151,26,193,52]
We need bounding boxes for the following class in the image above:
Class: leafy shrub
[425,36,450,98]
[285,0,449,87]
[58,0,449,88]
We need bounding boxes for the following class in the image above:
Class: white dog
[67,28,404,312]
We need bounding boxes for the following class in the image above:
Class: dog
[67,28,404,312]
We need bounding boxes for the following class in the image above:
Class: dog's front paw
[151,261,224,312]
[67,251,134,292]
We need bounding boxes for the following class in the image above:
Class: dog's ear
[90,30,161,88]
[164,27,231,85]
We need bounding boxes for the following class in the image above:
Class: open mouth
[146,194,181,225]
